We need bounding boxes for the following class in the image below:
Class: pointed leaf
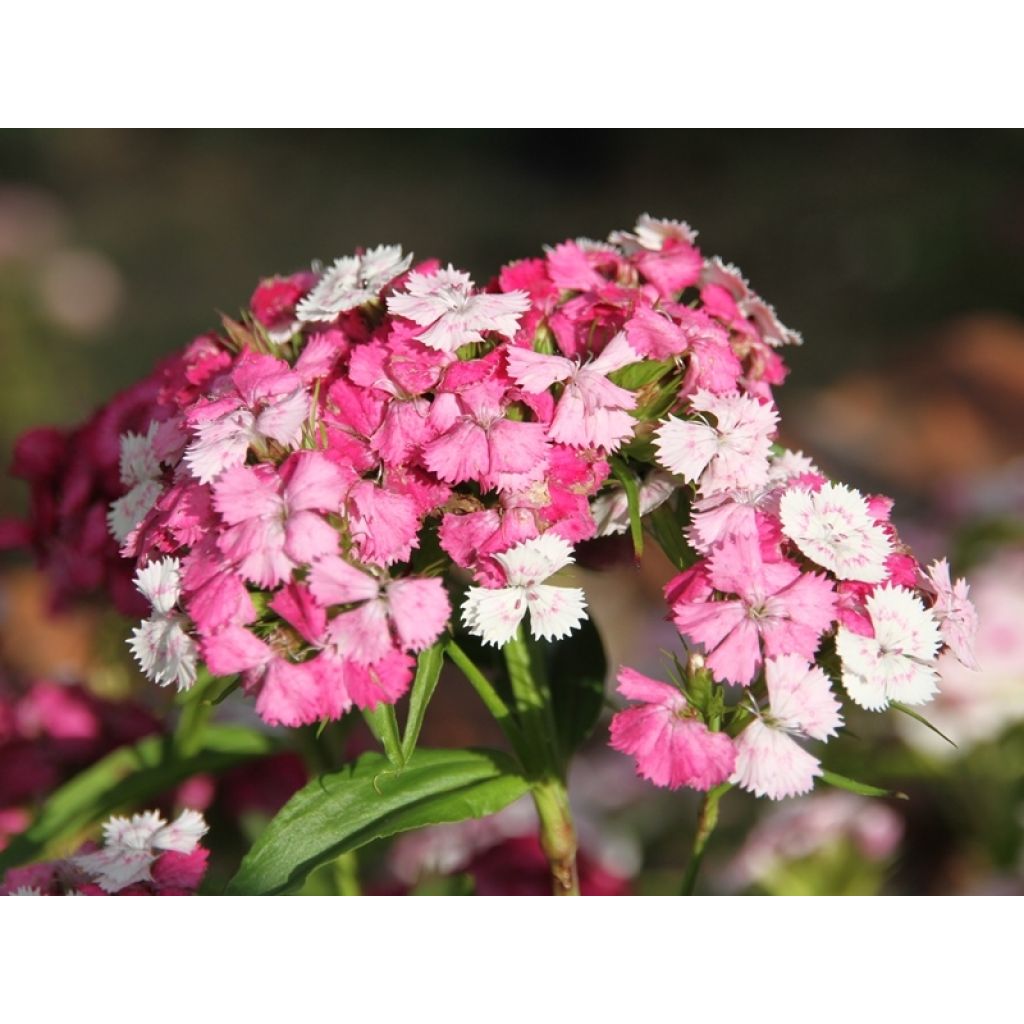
[225,747,529,895]
[820,769,907,800]
[890,701,958,749]
[401,644,445,760]
[609,457,644,558]
[362,704,405,768]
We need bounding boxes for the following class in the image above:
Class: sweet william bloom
[296,245,413,322]
[779,482,892,583]
[609,667,736,791]
[107,422,166,545]
[925,558,979,669]
[183,351,310,484]
[388,266,530,352]
[72,809,208,893]
[654,390,778,496]
[506,331,640,452]
[700,256,803,348]
[128,557,197,691]
[213,452,347,587]
[461,534,587,648]
[836,584,942,711]
[671,531,837,686]
[731,655,843,800]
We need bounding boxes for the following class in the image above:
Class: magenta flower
[609,667,736,791]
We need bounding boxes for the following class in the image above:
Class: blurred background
[1,129,1023,894]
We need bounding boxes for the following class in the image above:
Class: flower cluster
[2,808,209,895]
[6,214,978,810]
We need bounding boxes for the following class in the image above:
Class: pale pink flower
[925,558,979,669]
[731,655,843,800]
[108,422,167,544]
[388,266,530,352]
[296,245,412,321]
[461,534,587,648]
[213,452,347,588]
[836,584,942,711]
[73,809,207,893]
[700,256,803,347]
[610,214,699,252]
[345,479,422,567]
[654,390,778,496]
[779,482,892,583]
[184,352,310,484]
[506,331,640,451]
[128,557,197,691]
[671,531,837,686]
[309,555,451,663]
[609,666,736,791]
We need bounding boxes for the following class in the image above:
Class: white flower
[107,423,164,544]
[766,448,819,484]
[779,482,892,583]
[732,655,843,801]
[388,265,530,352]
[296,245,412,322]
[609,214,698,252]
[653,390,778,495]
[461,534,587,648]
[836,584,942,711]
[7,887,43,896]
[128,557,197,691]
[73,809,208,893]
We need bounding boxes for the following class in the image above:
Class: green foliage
[549,616,608,757]
[225,747,529,895]
[401,644,445,761]
[0,725,277,874]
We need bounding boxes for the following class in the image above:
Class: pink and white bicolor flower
[731,654,843,800]
[506,331,641,452]
[461,534,587,648]
[128,556,198,692]
[296,245,413,322]
[653,389,778,496]
[925,558,979,670]
[836,584,942,711]
[73,809,208,893]
[388,265,530,352]
[779,482,892,583]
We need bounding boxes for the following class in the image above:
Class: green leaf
[608,357,674,390]
[549,615,608,756]
[226,747,529,895]
[361,704,405,768]
[401,644,445,760]
[608,457,644,558]
[647,498,695,571]
[890,701,958,749]
[0,725,277,874]
[820,769,908,800]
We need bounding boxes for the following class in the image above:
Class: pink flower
[609,666,736,790]
[388,266,530,352]
[184,351,310,484]
[925,558,979,669]
[699,257,803,348]
[506,331,640,451]
[731,655,843,800]
[213,451,347,588]
[654,390,778,495]
[671,531,836,685]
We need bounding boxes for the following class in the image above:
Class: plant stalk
[680,782,731,896]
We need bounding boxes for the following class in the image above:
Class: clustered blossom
[6,215,978,809]
[2,808,209,896]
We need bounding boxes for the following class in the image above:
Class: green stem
[680,782,731,896]
[362,704,405,768]
[444,639,528,756]
[332,851,361,896]
[503,627,579,896]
